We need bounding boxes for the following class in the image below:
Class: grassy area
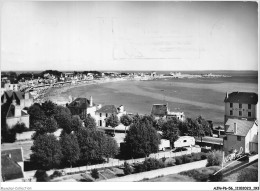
[224,161,258,182]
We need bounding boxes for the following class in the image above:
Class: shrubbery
[91,169,99,180]
[175,157,183,165]
[34,170,50,182]
[123,162,133,175]
[49,170,62,179]
[206,150,223,167]
[208,171,223,182]
[237,169,258,182]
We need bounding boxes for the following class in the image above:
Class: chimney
[90,96,93,107]
[234,123,237,134]
[226,92,228,99]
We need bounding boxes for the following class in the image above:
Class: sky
[0,1,258,71]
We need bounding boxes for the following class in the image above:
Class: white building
[151,104,185,122]
[95,105,126,127]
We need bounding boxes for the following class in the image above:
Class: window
[237,136,241,141]
[248,104,251,109]
[100,113,102,117]
[239,104,242,109]
[106,113,108,117]
[239,111,242,116]
[248,112,251,117]
[230,110,233,115]
[184,140,187,143]
[230,103,233,108]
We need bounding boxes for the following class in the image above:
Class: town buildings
[151,104,185,122]
[223,92,258,154]
[1,91,33,129]
[95,105,126,127]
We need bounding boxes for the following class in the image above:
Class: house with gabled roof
[1,148,24,182]
[95,105,126,127]
[223,118,258,154]
[151,104,185,122]
[67,96,98,119]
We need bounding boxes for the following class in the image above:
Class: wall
[6,115,29,129]
[16,131,35,141]
[223,134,245,154]
[225,102,257,123]
[102,159,208,182]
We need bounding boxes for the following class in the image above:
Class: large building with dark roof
[67,96,98,119]
[224,92,258,125]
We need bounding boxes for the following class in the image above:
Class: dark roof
[151,104,168,117]
[224,92,258,104]
[6,104,15,118]
[1,90,33,104]
[2,148,23,162]
[1,155,24,181]
[67,97,94,109]
[225,119,256,136]
[96,105,118,114]
[1,102,11,119]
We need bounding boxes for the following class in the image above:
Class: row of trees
[29,101,119,170]
[118,114,212,159]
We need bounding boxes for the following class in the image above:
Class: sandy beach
[42,73,257,126]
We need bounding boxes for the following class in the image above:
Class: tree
[60,133,80,166]
[54,106,72,132]
[161,118,180,148]
[44,117,58,133]
[83,115,96,129]
[206,150,223,167]
[120,114,133,127]
[75,128,118,165]
[75,128,104,164]
[106,114,119,128]
[123,116,160,159]
[42,100,57,117]
[197,116,212,137]
[30,134,63,169]
[71,115,83,131]
[91,169,99,180]
[28,103,46,129]
[34,170,50,182]
[13,122,27,134]
[154,117,166,131]
[120,114,133,133]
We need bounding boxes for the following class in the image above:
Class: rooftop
[67,97,94,109]
[225,118,256,136]
[151,104,168,117]
[224,92,258,104]
[1,148,23,162]
[96,105,118,114]
[1,155,24,181]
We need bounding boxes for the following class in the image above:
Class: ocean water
[57,71,257,126]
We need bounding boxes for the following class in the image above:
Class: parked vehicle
[174,136,195,148]
[159,139,170,151]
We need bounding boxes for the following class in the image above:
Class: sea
[56,70,258,127]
